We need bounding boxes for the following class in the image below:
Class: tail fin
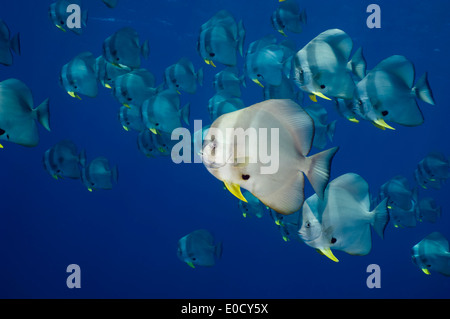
[305,146,339,199]
[347,47,367,80]
[327,120,337,142]
[141,40,150,59]
[79,149,87,167]
[34,98,51,132]
[181,103,190,126]
[215,241,223,259]
[414,72,435,105]
[196,67,204,86]
[10,33,20,55]
[82,10,88,27]
[112,165,119,183]
[300,9,307,24]
[371,198,389,239]
[237,20,245,57]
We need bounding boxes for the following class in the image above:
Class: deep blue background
[0,0,449,298]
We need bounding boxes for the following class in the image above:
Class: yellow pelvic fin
[348,117,359,123]
[88,188,93,192]
[187,262,195,269]
[52,175,59,180]
[68,91,81,100]
[56,25,66,32]
[224,181,247,202]
[104,83,112,89]
[319,248,339,262]
[312,91,332,101]
[309,94,318,102]
[252,78,264,88]
[149,128,158,135]
[374,118,395,130]
[122,125,129,132]
[422,268,431,275]
[0,143,3,149]
[278,29,287,37]
[123,104,130,109]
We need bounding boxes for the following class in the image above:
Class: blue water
[0,0,449,299]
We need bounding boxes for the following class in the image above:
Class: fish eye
[256,74,262,78]
[209,52,215,57]
[60,21,64,25]
[300,69,304,75]
[381,110,389,116]
[305,222,311,228]
[127,98,132,101]
[320,84,326,89]
[358,99,363,106]
[242,174,250,180]
[192,257,196,261]
[155,123,159,126]
[6,134,10,140]
[330,237,337,244]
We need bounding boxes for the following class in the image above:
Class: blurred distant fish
[202,99,339,215]
[102,0,118,8]
[378,175,416,211]
[43,140,86,180]
[292,29,366,101]
[299,173,389,262]
[238,190,267,218]
[389,204,417,228]
[81,156,118,192]
[118,104,145,132]
[411,232,450,276]
[197,10,245,67]
[164,57,203,94]
[263,74,302,102]
[415,197,441,223]
[303,103,336,150]
[103,27,149,70]
[245,35,295,87]
[0,79,50,148]
[0,19,20,66]
[141,89,190,134]
[177,229,223,268]
[60,52,98,99]
[414,152,449,189]
[208,92,245,122]
[113,69,158,107]
[95,55,130,89]
[213,67,246,98]
[334,98,359,123]
[353,55,435,130]
[271,0,306,36]
[137,130,175,158]
[49,0,88,35]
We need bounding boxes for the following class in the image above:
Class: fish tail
[413,72,435,105]
[215,241,223,259]
[305,146,339,199]
[196,67,204,86]
[299,9,307,24]
[141,40,150,59]
[82,10,88,27]
[112,165,119,183]
[347,47,367,80]
[10,32,20,55]
[327,120,337,142]
[371,198,389,239]
[79,149,87,167]
[181,103,190,126]
[34,98,51,132]
[237,20,245,57]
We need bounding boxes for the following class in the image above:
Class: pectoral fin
[224,181,247,202]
